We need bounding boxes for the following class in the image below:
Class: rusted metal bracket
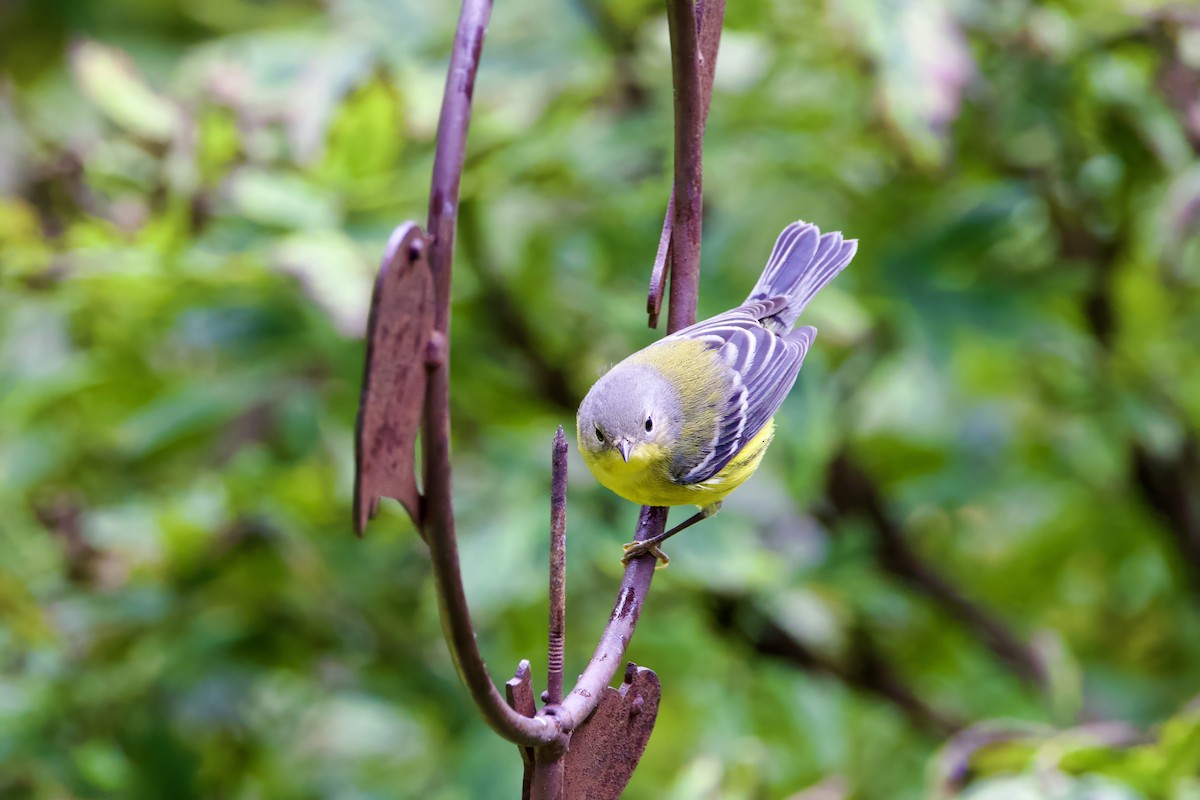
[564,664,662,798]
[353,222,433,533]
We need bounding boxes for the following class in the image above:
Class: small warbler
[577,221,856,566]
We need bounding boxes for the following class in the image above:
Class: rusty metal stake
[547,427,567,706]
[531,429,571,799]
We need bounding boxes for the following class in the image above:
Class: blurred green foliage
[1,0,1199,797]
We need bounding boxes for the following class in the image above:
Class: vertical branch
[648,0,725,328]
[531,743,566,800]
[664,0,707,332]
[547,428,568,706]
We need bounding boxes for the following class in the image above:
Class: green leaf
[70,41,180,143]
[223,168,340,230]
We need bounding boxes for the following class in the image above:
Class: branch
[707,592,964,736]
[1132,432,1200,598]
[824,452,1047,689]
[648,1,724,327]
[662,0,715,331]
[425,1,486,328]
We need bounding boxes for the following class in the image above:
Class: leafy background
[2,0,1199,797]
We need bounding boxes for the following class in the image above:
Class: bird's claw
[621,541,669,569]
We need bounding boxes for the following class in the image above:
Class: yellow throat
[579,419,776,509]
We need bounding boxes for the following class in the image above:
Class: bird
[576,220,856,567]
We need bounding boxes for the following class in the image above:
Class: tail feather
[746,221,856,330]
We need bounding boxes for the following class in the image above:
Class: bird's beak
[618,439,632,463]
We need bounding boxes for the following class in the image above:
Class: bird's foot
[621,540,670,569]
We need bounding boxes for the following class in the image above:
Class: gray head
[577,363,683,463]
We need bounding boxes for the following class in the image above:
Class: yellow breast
[581,419,776,509]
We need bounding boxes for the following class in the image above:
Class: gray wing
[669,298,816,485]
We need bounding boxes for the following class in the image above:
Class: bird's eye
[595,427,605,443]
[644,417,653,432]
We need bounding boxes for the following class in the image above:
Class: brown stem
[531,744,566,800]
[425,0,486,330]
